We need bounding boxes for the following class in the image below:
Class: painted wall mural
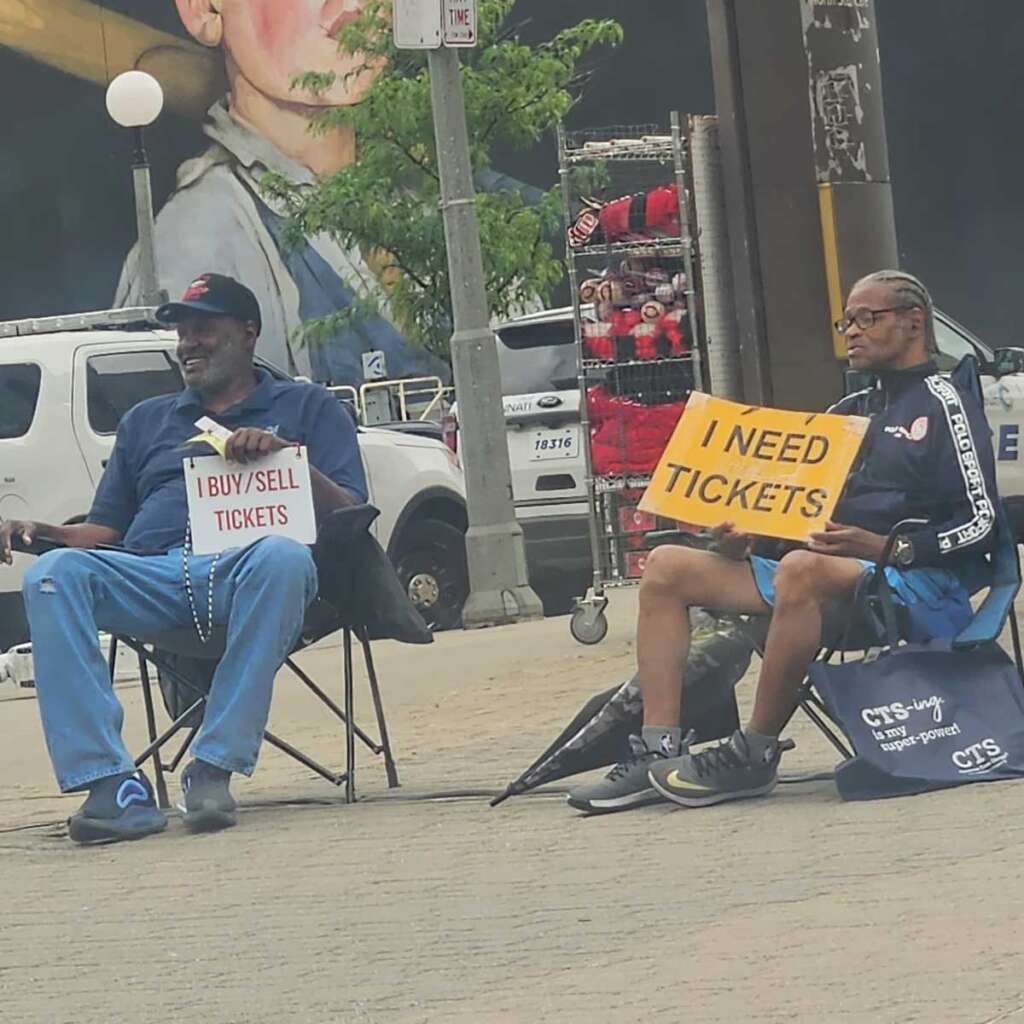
[3,2,1015,378]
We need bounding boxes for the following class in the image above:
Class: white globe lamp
[105,70,164,128]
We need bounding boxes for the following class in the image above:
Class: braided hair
[855,270,937,353]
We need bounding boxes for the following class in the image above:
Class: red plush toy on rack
[586,386,687,476]
[568,183,681,248]
[579,272,690,362]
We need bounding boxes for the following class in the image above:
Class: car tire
[392,518,468,632]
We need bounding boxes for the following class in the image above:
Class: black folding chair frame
[112,625,400,810]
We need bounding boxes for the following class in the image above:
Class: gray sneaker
[180,759,237,833]
[648,730,794,808]
[567,735,668,814]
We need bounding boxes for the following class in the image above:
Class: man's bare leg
[567,546,867,813]
[566,545,770,812]
[647,549,869,809]
[747,550,865,735]
[637,545,769,730]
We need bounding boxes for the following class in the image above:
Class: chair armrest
[10,537,130,557]
[875,518,930,569]
[10,535,65,557]
[953,582,1017,649]
[312,504,433,645]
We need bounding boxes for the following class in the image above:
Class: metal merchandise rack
[558,114,707,644]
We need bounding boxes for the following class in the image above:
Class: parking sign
[393,0,442,49]
[393,0,477,49]
[442,0,477,46]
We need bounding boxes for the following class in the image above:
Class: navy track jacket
[829,360,998,572]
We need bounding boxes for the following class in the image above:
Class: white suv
[0,309,469,649]
[489,305,1024,611]
[493,308,591,612]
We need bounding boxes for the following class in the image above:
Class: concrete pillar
[803,0,899,359]
[706,0,899,410]
[690,116,743,400]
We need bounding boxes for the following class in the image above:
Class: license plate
[530,427,580,461]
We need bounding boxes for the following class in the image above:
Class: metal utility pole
[415,11,542,627]
[129,127,164,307]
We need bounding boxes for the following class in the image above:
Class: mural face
[112,0,418,385]
[186,0,378,107]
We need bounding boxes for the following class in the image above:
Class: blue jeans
[22,537,318,792]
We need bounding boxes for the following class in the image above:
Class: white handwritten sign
[184,448,317,555]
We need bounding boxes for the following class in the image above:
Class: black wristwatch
[891,534,915,568]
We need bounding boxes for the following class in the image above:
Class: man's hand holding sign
[185,416,356,555]
[807,522,888,562]
[184,416,315,554]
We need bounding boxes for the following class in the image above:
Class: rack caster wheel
[570,604,609,645]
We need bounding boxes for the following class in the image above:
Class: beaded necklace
[182,519,221,643]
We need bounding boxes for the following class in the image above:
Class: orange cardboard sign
[638,393,870,541]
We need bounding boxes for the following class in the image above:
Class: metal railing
[329,376,453,425]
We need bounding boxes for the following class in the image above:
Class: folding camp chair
[15,504,432,808]
[778,355,1024,758]
[764,507,1024,762]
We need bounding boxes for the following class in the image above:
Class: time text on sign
[442,0,477,45]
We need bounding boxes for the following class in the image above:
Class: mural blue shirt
[115,101,447,387]
[88,370,367,554]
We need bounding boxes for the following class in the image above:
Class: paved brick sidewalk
[2,592,1024,1023]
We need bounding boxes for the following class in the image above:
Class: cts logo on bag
[861,702,911,727]
[861,696,945,727]
[952,738,1008,775]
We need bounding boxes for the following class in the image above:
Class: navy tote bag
[809,569,1024,800]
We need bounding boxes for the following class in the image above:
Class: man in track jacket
[568,270,1000,814]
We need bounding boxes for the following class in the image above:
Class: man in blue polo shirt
[0,273,367,845]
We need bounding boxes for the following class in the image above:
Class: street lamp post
[426,42,543,629]
[105,70,166,307]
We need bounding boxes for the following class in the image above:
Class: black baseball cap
[156,273,262,332]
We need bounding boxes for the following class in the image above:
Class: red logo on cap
[182,276,211,301]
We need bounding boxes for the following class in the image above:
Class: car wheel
[393,518,468,632]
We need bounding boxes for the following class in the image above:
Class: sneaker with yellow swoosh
[647,730,794,808]
[567,733,687,814]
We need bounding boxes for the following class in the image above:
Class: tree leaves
[268,0,621,360]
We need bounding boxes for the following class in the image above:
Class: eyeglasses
[834,306,914,334]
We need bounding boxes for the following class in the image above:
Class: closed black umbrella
[491,612,755,805]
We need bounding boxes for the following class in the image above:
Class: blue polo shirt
[88,370,368,553]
